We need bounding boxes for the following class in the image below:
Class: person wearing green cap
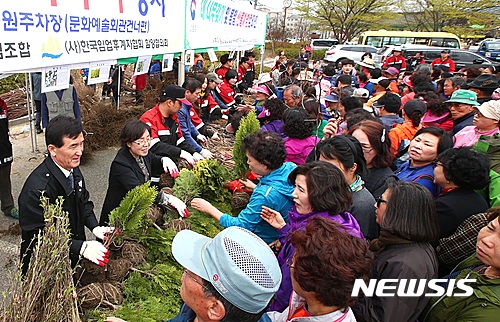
[444,89,479,134]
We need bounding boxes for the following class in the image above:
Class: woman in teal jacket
[192,130,295,244]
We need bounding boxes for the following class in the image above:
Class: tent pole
[179,52,186,85]
[259,44,265,75]
[117,65,121,110]
[25,73,38,153]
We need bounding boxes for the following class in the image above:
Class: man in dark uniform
[19,116,112,275]
[0,97,18,219]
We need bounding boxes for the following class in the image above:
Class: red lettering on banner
[119,0,123,13]
[51,0,57,6]
[84,0,89,9]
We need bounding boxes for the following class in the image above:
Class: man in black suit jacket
[19,116,112,275]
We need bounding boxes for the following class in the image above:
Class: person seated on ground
[454,100,500,148]
[282,108,320,165]
[309,136,377,240]
[100,119,189,226]
[433,147,490,240]
[215,53,233,80]
[354,181,440,322]
[192,73,221,136]
[389,99,427,167]
[302,97,328,139]
[260,161,364,312]
[214,69,238,114]
[107,226,282,322]
[19,116,111,276]
[258,98,287,139]
[374,92,403,132]
[349,120,397,198]
[395,127,453,197]
[179,78,213,160]
[139,85,197,166]
[421,207,500,322]
[419,90,454,131]
[245,84,271,116]
[444,89,479,135]
[191,131,296,244]
[263,216,372,322]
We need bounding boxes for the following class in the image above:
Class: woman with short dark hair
[100,119,188,225]
[283,108,320,165]
[354,181,439,322]
[192,130,296,244]
[313,136,378,240]
[265,216,372,321]
[434,147,490,239]
[260,161,363,312]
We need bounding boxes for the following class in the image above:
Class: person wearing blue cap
[106,226,282,322]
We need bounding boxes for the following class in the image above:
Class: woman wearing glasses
[353,181,440,322]
[260,161,363,312]
[100,119,188,226]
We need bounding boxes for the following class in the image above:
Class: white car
[323,45,378,67]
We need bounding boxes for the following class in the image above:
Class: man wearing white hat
[106,226,281,322]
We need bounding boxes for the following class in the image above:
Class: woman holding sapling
[100,119,188,225]
[192,130,296,244]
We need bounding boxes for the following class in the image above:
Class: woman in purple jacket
[260,161,364,312]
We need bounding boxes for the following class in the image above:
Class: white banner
[185,0,267,50]
[0,0,185,73]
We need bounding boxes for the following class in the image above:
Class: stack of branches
[0,195,80,322]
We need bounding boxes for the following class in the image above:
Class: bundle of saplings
[1,196,81,322]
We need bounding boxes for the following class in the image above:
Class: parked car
[323,45,378,67]
[311,39,339,51]
[374,44,433,66]
[400,47,499,71]
[477,41,500,62]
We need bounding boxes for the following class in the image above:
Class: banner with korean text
[0,0,185,73]
[185,0,267,51]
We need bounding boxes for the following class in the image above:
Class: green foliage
[192,159,230,202]
[109,182,157,239]
[112,297,180,322]
[172,168,200,204]
[311,49,327,61]
[138,227,177,265]
[233,111,260,177]
[187,209,224,238]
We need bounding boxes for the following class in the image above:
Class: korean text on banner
[0,0,185,73]
[185,0,267,50]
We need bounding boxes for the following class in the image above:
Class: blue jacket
[331,71,359,88]
[168,303,195,322]
[395,161,440,197]
[219,162,296,244]
[177,102,202,153]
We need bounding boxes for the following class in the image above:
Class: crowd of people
[2,47,500,322]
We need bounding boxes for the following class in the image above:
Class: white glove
[80,240,109,266]
[211,132,220,140]
[92,226,115,240]
[180,150,195,166]
[200,148,213,159]
[193,152,204,162]
[161,157,179,178]
[161,193,190,218]
[197,134,208,144]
